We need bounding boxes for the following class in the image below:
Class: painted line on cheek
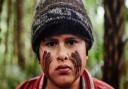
[43,51,52,76]
[42,51,47,69]
[71,51,82,75]
[45,52,51,74]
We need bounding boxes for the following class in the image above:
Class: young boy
[16,0,114,89]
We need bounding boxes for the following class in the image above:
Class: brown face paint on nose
[70,51,82,75]
[42,51,52,76]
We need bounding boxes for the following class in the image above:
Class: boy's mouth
[56,65,71,74]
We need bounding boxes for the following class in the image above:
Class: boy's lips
[56,65,71,74]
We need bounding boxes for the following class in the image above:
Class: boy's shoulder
[16,75,42,89]
[93,78,114,89]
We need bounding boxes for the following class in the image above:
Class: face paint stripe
[45,52,51,74]
[42,51,52,76]
[42,51,47,70]
[70,51,82,75]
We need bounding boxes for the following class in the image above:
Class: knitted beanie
[31,0,94,53]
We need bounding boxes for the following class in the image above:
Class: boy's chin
[55,81,73,88]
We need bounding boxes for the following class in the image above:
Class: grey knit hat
[32,0,94,53]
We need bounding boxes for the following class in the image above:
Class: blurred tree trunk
[4,0,12,64]
[0,0,4,77]
[0,0,4,16]
[103,0,125,89]
[15,0,25,69]
[0,0,4,35]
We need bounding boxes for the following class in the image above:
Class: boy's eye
[65,40,77,46]
[45,41,57,47]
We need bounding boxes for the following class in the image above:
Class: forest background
[0,0,128,89]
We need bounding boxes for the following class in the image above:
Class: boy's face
[39,34,88,88]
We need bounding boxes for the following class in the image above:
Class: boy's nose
[56,44,68,61]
